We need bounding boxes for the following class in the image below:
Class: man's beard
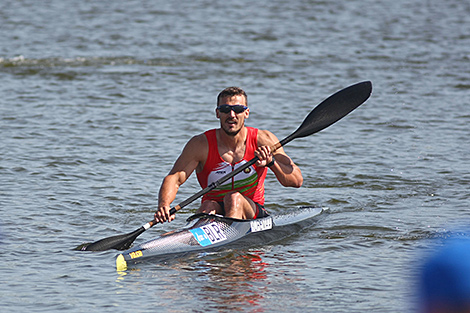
[222,119,243,136]
[222,127,241,136]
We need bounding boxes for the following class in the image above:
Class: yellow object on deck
[116,254,127,271]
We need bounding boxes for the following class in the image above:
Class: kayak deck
[116,207,325,271]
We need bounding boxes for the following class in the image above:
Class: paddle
[76,80,372,251]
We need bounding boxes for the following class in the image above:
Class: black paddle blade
[280,81,372,146]
[75,226,145,251]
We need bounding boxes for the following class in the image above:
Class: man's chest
[218,145,246,164]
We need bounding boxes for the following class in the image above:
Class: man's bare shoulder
[257,129,279,146]
[184,133,208,159]
[188,132,207,144]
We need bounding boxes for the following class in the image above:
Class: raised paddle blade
[279,81,372,147]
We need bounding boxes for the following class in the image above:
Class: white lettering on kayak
[201,223,227,243]
[190,223,228,247]
[250,217,273,233]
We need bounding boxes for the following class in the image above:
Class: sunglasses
[217,104,248,114]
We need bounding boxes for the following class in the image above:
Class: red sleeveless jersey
[197,127,268,205]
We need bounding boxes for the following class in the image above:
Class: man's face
[216,95,249,136]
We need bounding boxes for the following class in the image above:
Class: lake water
[1,0,469,312]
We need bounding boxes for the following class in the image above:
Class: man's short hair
[217,87,247,106]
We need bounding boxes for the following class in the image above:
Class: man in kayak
[155,87,303,223]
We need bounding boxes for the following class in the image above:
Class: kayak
[116,207,325,271]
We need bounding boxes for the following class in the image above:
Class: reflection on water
[114,250,270,311]
[115,248,313,311]
[180,251,268,311]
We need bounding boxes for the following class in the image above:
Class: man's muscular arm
[155,134,207,223]
[255,130,303,188]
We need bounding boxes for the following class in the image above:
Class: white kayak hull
[116,207,325,271]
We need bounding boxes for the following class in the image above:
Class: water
[1,0,469,312]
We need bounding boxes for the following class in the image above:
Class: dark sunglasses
[217,104,248,114]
